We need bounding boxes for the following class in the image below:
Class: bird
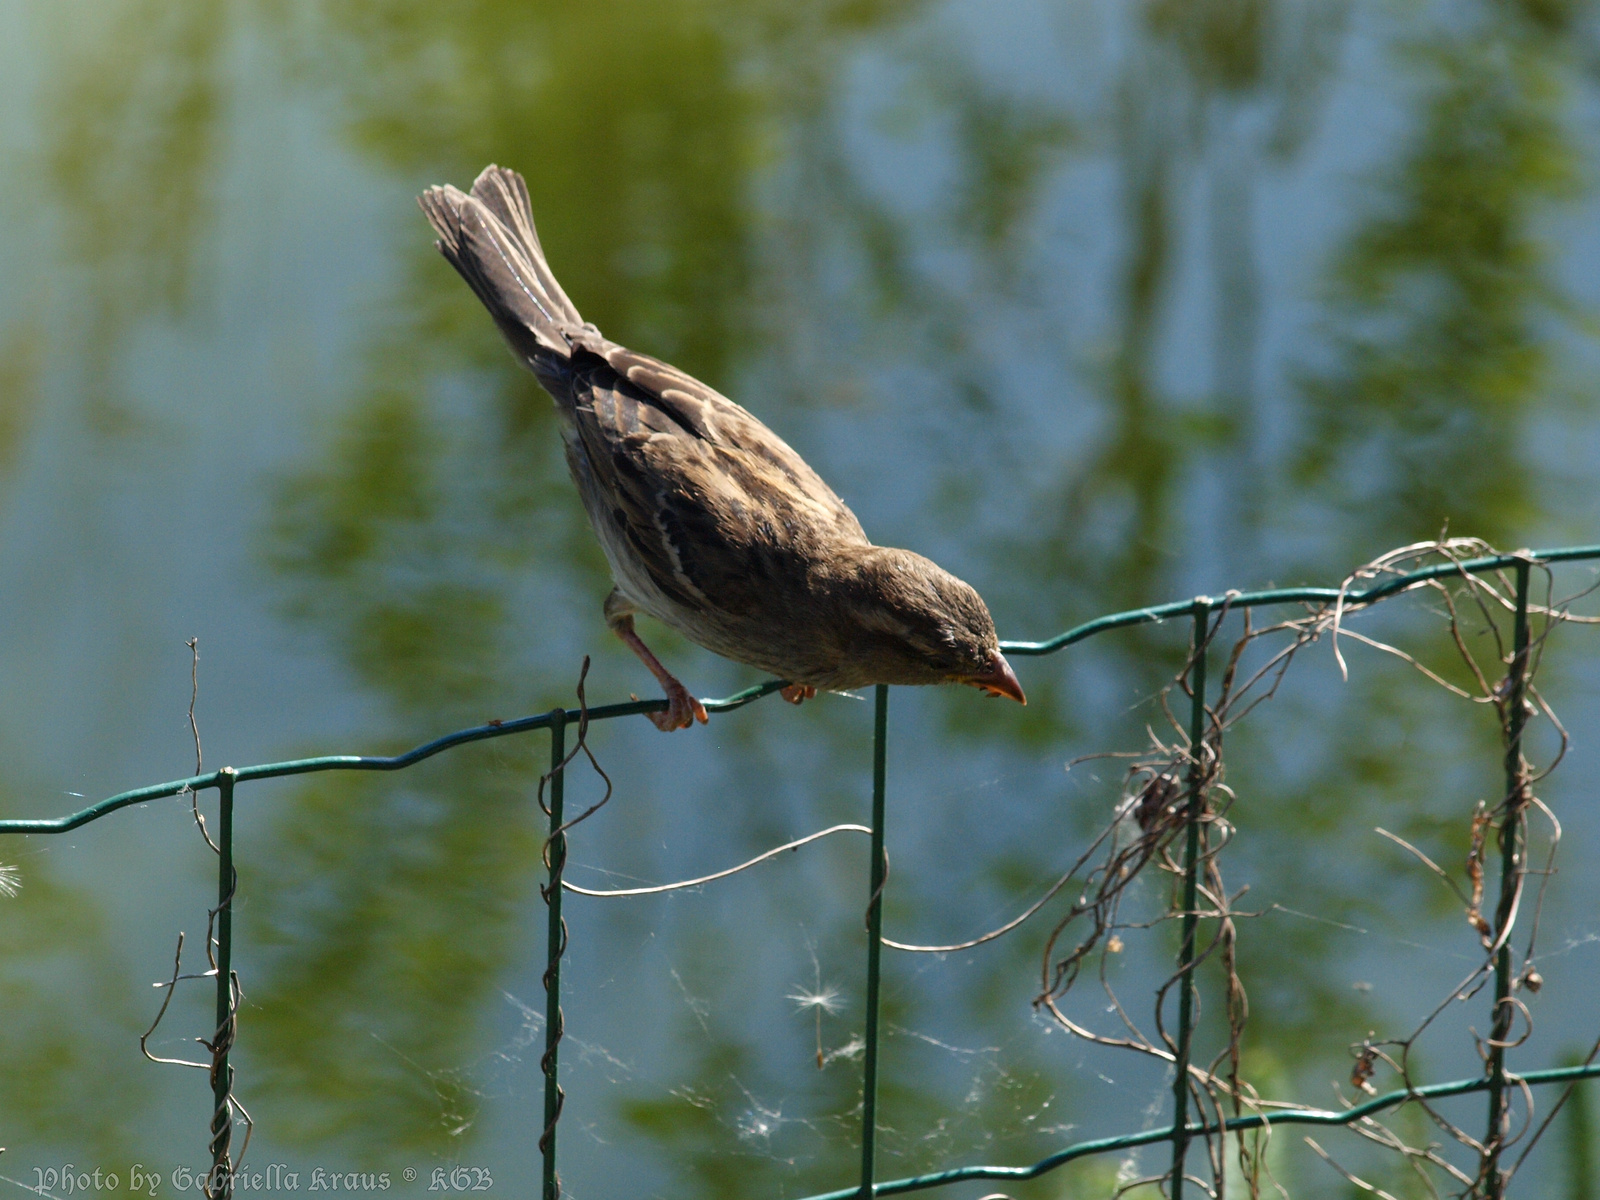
[418,165,1025,731]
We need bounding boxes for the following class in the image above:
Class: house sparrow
[419,165,1025,730]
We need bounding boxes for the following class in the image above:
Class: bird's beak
[965,652,1026,704]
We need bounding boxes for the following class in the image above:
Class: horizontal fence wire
[3,545,1594,837]
[795,1062,1600,1200]
[0,679,791,836]
[3,542,1600,1199]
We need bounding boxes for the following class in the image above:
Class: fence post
[1485,560,1531,1197]
[859,684,890,1199]
[1170,603,1210,1198]
[541,710,568,1200]
[208,768,237,1200]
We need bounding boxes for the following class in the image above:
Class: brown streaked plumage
[419,165,1025,730]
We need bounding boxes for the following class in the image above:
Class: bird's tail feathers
[418,166,585,370]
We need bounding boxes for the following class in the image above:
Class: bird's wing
[562,335,867,614]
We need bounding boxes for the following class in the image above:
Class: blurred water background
[3,0,1600,1196]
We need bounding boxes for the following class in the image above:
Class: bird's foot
[649,678,709,732]
[780,683,817,705]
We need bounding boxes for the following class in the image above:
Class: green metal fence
[5,544,1600,1198]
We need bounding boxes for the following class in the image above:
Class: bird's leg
[616,621,710,731]
[780,684,817,705]
[605,589,708,732]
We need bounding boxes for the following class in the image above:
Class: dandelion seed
[0,863,19,897]
[785,985,844,1016]
[787,983,845,1068]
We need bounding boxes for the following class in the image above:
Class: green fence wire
[5,544,1600,1198]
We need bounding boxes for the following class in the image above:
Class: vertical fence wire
[1170,603,1210,1198]
[1485,561,1531,1197]
[859,684,890,1199]
[208,769,237,1200]
[541,710,568,1200]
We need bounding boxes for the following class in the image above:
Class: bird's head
[841,548,1026,703]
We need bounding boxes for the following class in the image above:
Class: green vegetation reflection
[16,0,1600,1193]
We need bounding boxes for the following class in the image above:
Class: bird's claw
[780,683,817,705]
[649,681,709,731]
